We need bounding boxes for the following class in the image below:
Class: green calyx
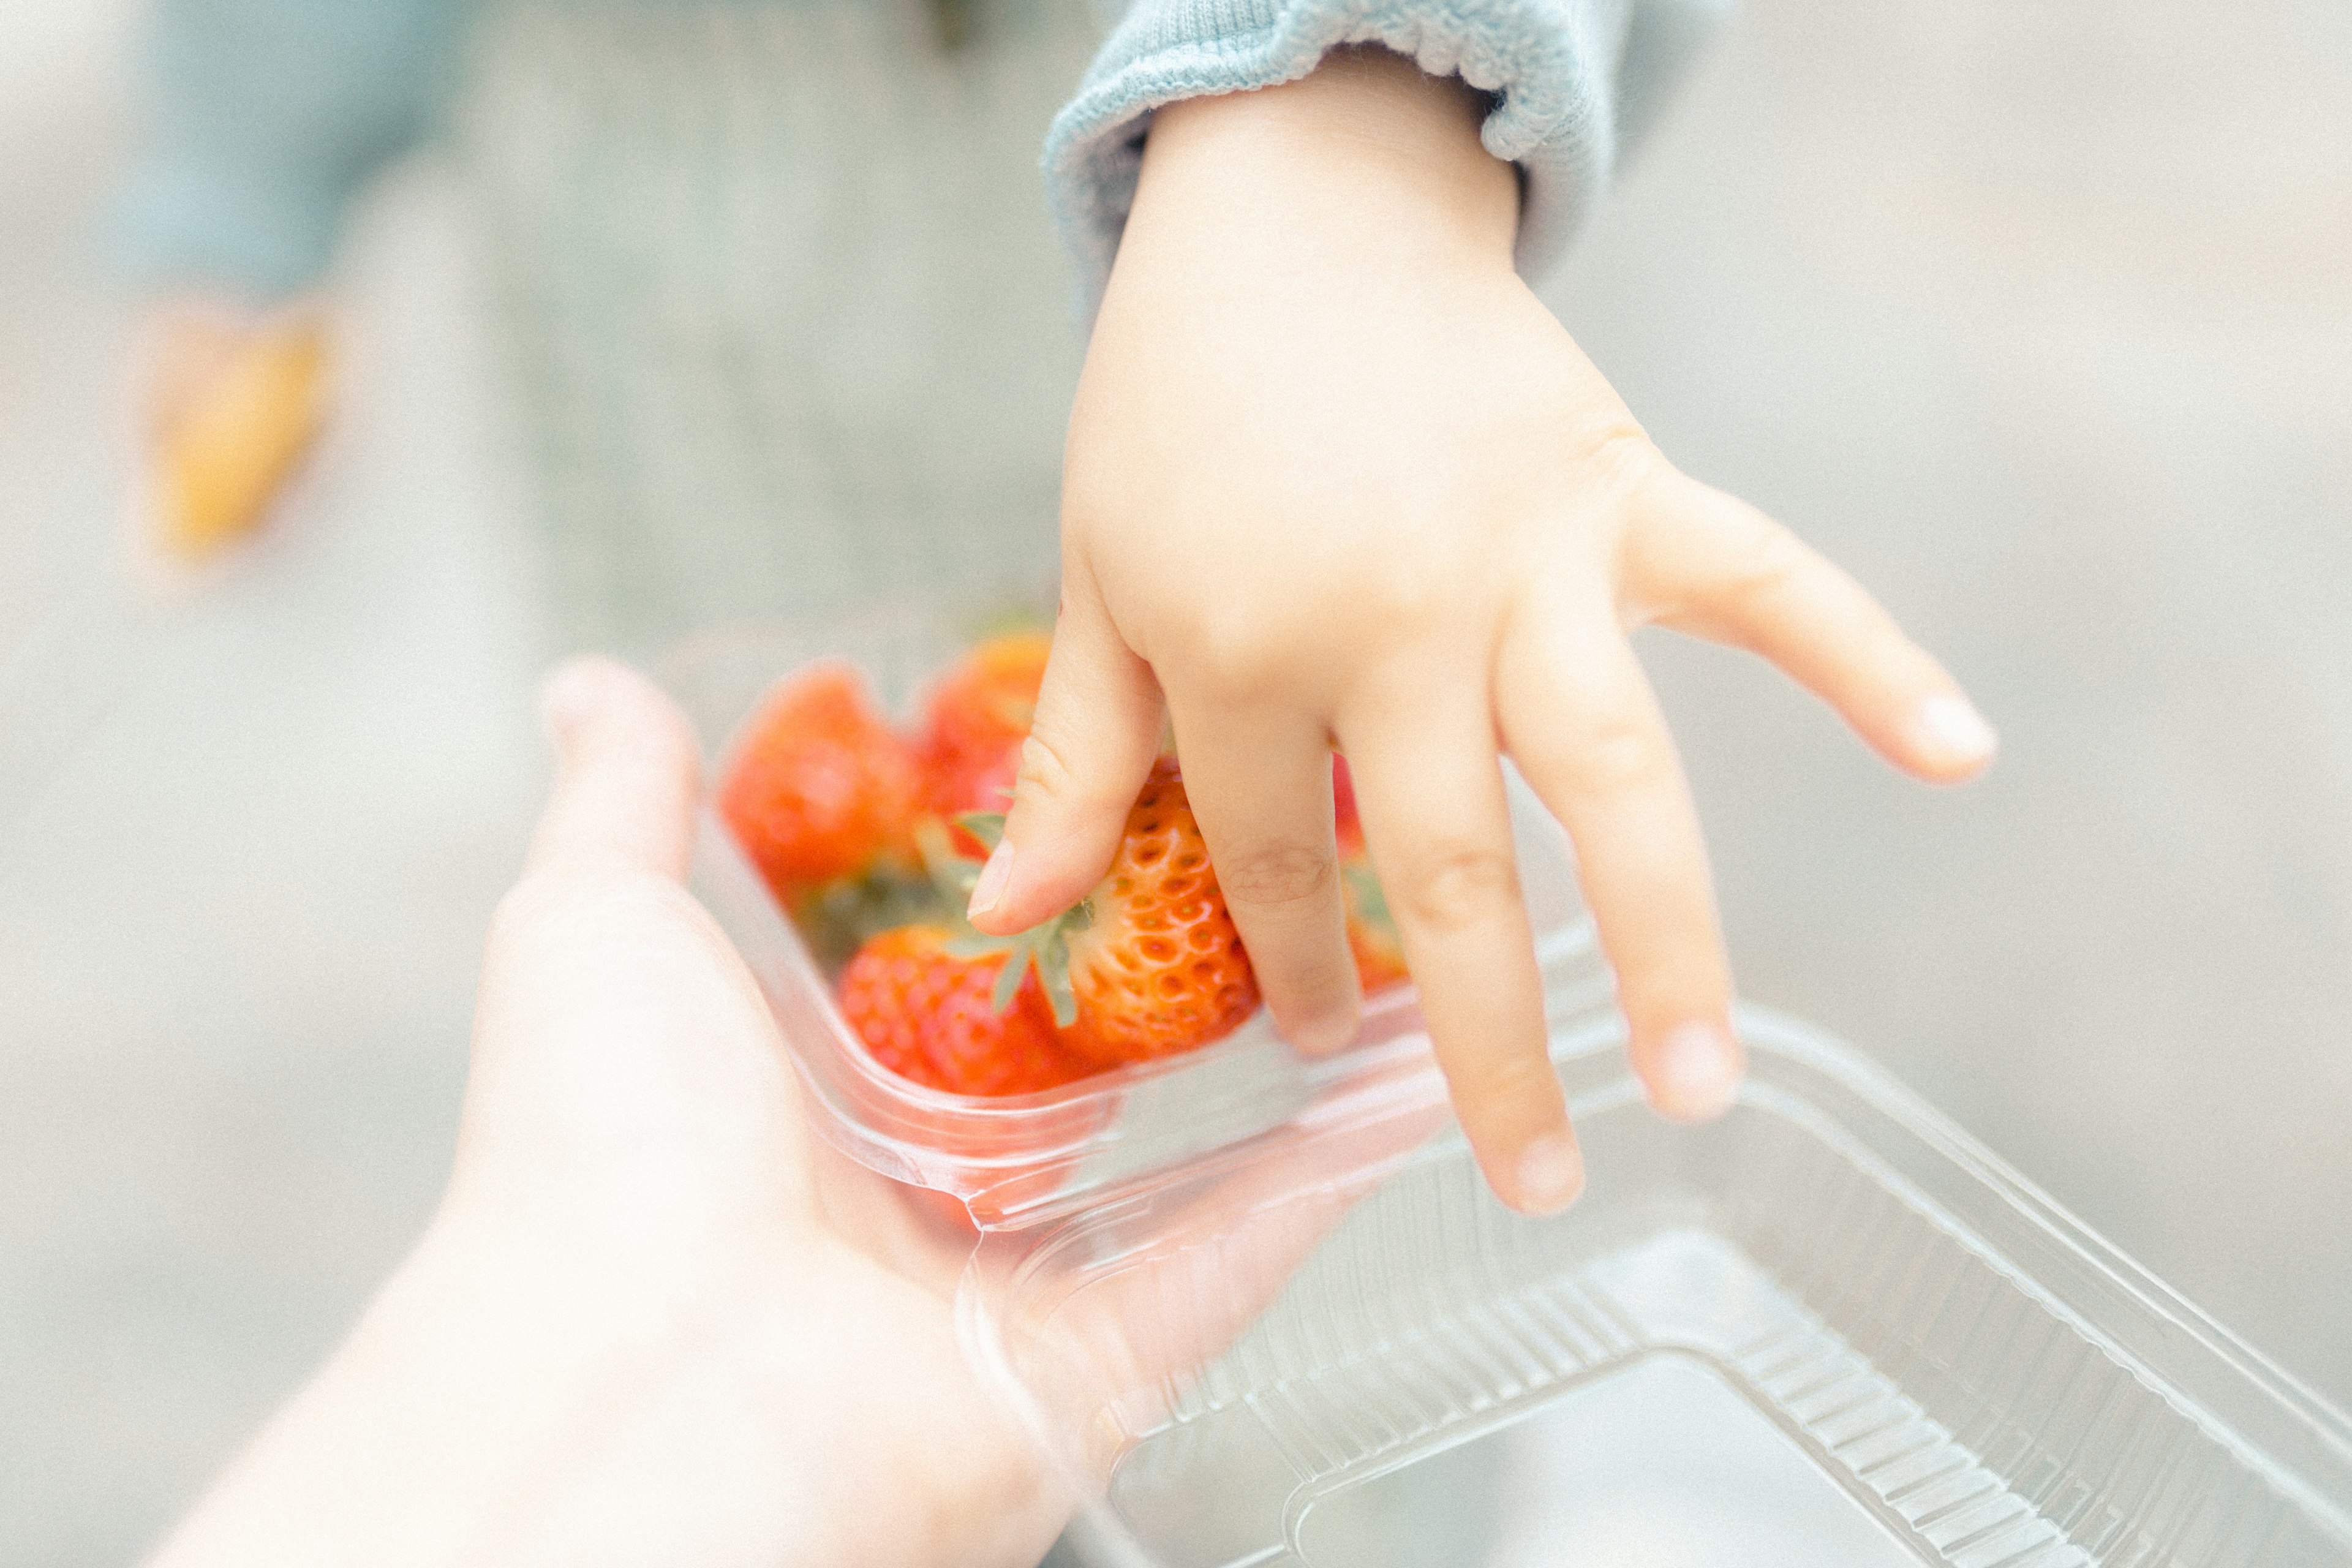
[920,813,1091,1029]
[1341,856,1395,934]
[793,866,951,973]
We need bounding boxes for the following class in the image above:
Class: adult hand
[149,659,1067,1568]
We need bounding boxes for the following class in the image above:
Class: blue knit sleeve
[113,0,479,298]
[1046,0,1731,306]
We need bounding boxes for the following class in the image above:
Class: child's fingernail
[1513,1133,1585,1215]
[1913,694,1999,768]
[1651,1021,1743,1123]
[1287,1007,1360,1057]
[967,840,1016,920]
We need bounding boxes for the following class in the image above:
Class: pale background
[2,1,2346,1562]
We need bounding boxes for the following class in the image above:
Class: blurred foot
[129,294,333,593]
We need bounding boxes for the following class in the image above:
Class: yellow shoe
[144,304,333,567]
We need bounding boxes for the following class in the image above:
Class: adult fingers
[526,657,703,883]
[1338,673,1580,1216]
[1625,471,1997,782]
[1166,700,1359,1055]
[967,571,1164,935]
[473,661,815,1224]
[1495,603,1742,1125]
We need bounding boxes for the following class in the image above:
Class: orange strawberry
[1329,754,1411,995]
[719,663,924,899]
[838,924,1094,1097]
[972,758,1259,1068]
[919,630,1053,823]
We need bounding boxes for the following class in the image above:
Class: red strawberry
[1332,750,1363,846]
[1330,754,1410,995]
[919,630,1053,823]
[837,924,1093,1097]
[978,758,1260,1068]
[720,663,924,898]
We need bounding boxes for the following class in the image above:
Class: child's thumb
[965,584,1163,935]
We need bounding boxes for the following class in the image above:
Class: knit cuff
[1045,0,1726,317]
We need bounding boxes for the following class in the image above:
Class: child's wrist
[1129,46,1519,276]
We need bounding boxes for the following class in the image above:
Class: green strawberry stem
[920,812,1085,1028]
[1343,858,1393,929]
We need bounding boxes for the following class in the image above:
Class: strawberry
[1341,851,1411,995]
[919,630,1052,823]
[1331,755,1409,995]
[975,758,1259,1068]
[837,924,1093,1097]
[1332,750,1363,845]
[720,663,925,899]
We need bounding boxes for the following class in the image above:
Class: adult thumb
[525,657,702,883]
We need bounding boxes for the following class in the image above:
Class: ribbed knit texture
[1047,0,1730,308]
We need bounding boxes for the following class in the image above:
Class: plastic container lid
[666,603,2352,1567]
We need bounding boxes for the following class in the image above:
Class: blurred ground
[1,1,2347,1563]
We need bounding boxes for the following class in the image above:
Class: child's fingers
[1496,600,1743,1125]
[1626,473,1997,782]
[526,657,703,883]
[1336,673,1580,1215]
[967,573,1164,935]
[1164,699,1360,1055]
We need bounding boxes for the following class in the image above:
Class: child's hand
[971,48,1995,1215]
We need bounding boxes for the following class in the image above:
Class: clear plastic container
[666,601,2352,1568]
